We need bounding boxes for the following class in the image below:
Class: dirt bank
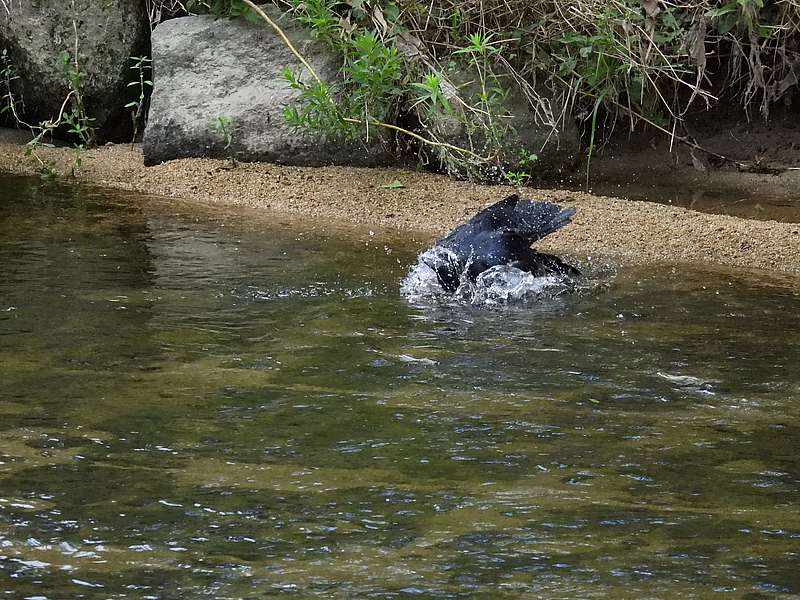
[578,122,800,223]
[1,131,800,277]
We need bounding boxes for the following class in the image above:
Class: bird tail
[514,198,576,243]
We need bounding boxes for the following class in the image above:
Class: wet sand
[1,134,799,276]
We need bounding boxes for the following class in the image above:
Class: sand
[1,133,799,277]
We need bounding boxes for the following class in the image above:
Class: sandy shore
[2,134,800,276]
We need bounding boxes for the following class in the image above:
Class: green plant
[242,0,800,181]
[279,0,506,178]
[397,0,800,170]
[22,83,92,178]
[125,55,153,144]
[24,127,61,178]
[281,30,405,143]
[209,115,236,165]
[283,71,347,138]
[454,31,501,59]
[706,0,766,36]
[381,180,405,189]
[503,171,530,186]
[24,42,94,177]
[59,49,95,147]
[0,48,22,125]
[14,3,97,179]
[410,72,453,117]
[519,151,538,167]
[451,30,514,151]
[289,0,340,47]
[346,32,404,124]
[502,149,538,185]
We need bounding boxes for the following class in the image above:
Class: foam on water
[401,247,574,307]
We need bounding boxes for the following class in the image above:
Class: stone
[0,0,149,140]
[142,10,392,167]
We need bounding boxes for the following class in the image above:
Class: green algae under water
[1,175,800,599]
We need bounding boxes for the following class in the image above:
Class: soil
[1,127,800,279]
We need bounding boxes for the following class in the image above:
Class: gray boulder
[0,0,148,139]
[143,10,392,167]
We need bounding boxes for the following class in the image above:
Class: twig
[24,90,78,168]
[241,0,324,85]
[342,117,488,160]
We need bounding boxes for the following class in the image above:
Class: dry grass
[397,0,800,128]
[144,0,188,28]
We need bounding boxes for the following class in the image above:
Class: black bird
[423,194,579,292]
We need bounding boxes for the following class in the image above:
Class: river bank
[1,130,800,277]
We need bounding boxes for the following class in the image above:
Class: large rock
[143,10,391,167]
[0,0,149,140]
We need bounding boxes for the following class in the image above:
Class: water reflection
[570,177,800,223]
[1,175,800,598]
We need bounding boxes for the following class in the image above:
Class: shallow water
[1,175,800,599]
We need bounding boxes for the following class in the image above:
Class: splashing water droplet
[401,247,572,307]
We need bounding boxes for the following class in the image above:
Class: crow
[423,194,579,293]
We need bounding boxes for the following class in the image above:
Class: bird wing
[446,194,519,236]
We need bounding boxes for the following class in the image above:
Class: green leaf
[384,2,400,22]
[381,180,405,189]
[282,66,296,84]
[706,3,738,18]
[242,9,260,23]
[717,12,738,33]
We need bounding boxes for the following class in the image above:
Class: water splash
[401,247,574,307]
[238,283,378,301]
[399,247,453,301]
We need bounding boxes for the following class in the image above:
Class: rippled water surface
[2,175,800,599]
